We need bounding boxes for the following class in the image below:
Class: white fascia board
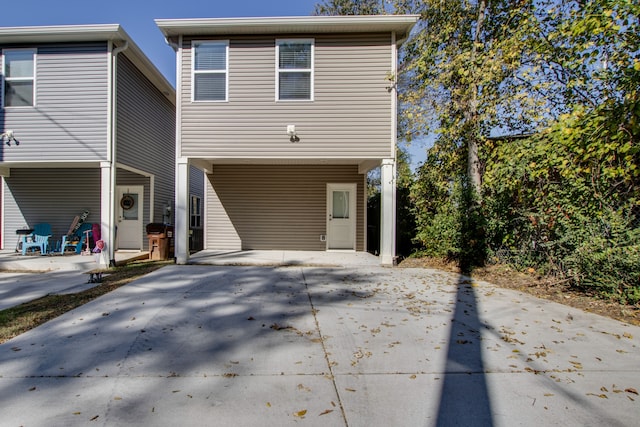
[155,15,419,44]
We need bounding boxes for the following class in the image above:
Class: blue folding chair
[21,223,52,255]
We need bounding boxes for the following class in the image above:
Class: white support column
[100,162,113,266]
[175,158,190,264]
[380,158,397,266]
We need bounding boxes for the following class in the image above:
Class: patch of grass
[0,260,172,344]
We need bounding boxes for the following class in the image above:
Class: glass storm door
[116,186,143,250]
[327,183,356,250]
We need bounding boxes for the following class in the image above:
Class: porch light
[1,130,18,146]
[287,125,299,143]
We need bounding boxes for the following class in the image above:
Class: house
[0,24,180,264]
[156,15,418,266]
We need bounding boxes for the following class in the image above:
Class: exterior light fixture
[287,125,299,143]
[1,130,18,146]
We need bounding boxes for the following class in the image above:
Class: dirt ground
[398,257,640,327]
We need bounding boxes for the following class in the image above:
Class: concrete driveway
[0,264,638,426]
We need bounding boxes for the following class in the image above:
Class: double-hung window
[2,49,35,107]
[276,39,314,101]
[192,41,228,102]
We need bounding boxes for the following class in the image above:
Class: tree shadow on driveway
[435,275,494,427]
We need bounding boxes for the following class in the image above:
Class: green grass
[0,260,172,344]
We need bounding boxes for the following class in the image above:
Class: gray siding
[0,43,109,162]
[189,165,204,200]
[180,34,394,160]
[205,165,364,251]
[3,168,100,250]
[189,165,205,250]
[116,54,176,226]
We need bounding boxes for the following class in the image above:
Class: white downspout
[107,40,129,266]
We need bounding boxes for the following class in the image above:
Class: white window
[276,39,314,101]
[2,49,35,107]
[190,195,202,228]
[192,41,228,102]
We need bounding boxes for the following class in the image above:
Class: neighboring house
[0,24,179,264]
[156,15,418,265]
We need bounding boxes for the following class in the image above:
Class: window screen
[277,40,313,100]
[3,49,35,107]
[192,41,228,101]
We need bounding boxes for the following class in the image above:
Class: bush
[564,218,640,304]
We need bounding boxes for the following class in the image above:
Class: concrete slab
[0,250,153,311]
[0,249,149,272]
[188,250,381,267]
[0,265,638,426]
[0,270,98,310]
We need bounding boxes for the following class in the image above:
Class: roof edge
[155,15,420,41]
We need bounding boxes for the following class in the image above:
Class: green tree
[481,1,640,300]
[313,0,387,15]
[394,0,538,195]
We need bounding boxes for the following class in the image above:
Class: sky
[1,0,427,167]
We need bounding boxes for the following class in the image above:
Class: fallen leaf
[114,396,122,401]
[11,347,21,352]
[409,374,417,379]
[90,415,99,421]
[587,393,608,399]
[623,332,633,339]
[294,410,307,418]
[345,388,356,392]
[266,402,271,408]
[29,387,36,391]
[73,412,81,415]
[625,388,638,395]
[319,409,334,416]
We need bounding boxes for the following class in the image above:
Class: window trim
[191,40,229,103]
[2,48,36,108]
[276,38,314,102]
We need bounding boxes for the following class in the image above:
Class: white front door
[116,186,143,250]
[327,183,356,250]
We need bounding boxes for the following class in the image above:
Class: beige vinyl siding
[3,168,101,250]
[1,43,109,163]
[205,164,364,251]
[180,34,393,160]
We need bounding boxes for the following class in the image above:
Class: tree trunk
[468,0,487,195]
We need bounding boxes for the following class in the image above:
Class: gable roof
[155,15,419,45]
[0,24,174,104]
